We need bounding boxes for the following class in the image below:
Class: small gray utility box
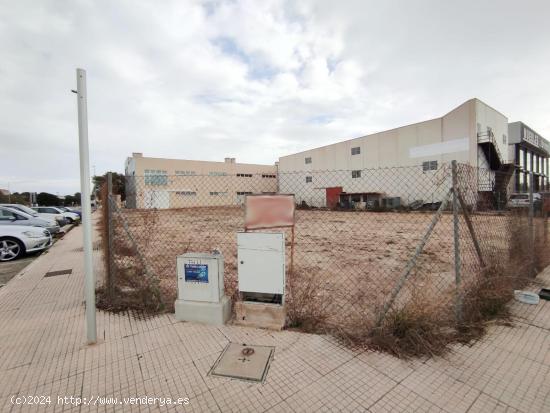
[175,252,231,325]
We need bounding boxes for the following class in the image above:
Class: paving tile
[357,349,422,382]
[263,347,322,400]
[401,363,480,412]
[370,384,445,413]
[288,333,356,376]
[209,380,283,413]
[173,321,229,360]
[284,358,397,411]
[467,393,521,413]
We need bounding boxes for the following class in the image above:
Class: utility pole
[75,68,96,344]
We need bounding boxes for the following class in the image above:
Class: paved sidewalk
[0,222,549,412]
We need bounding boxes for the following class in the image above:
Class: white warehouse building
[278,98,514,209]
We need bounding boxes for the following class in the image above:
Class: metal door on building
[326,187,343,208]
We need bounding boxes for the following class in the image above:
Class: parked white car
[0,225,52,261]
[31,207,70,225]
[507,193,542,209]
[41,206,80,224]
[0,206,61,234]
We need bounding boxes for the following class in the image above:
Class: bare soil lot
[113,207,514,326]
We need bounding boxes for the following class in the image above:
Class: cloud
[1,0,549,194]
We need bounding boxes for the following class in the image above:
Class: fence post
[456,191,485,268]
[107,172,115,299]
[452,161,463,324]
[528,172,535,276]
[376,189,453,327]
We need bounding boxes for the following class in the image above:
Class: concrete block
[175,295,232,325]
[234,301,286,330]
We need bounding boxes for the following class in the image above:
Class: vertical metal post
[452,161,462,323]
[376,189,453,327]
[107,173,115,299]
[528,172,535,276]
[76,68,96,344]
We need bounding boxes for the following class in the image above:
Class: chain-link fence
[98,162,548,354]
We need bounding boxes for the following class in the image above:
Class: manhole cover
[209,343,275,383]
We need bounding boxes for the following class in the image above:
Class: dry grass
[286,269,332,332]
[99,204,548,357]
[96,187,165,313]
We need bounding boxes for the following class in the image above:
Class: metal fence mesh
[100,162,548,347]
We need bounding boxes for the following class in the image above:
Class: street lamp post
[75,68,96,344]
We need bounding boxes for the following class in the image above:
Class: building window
[519,148,525,169]
[175,170,195,176]
[144,169,168,185]
[526,151,532,171]
[237,191,253,195]
[351,170,361,179]
[518,172,525,192]
[305,157,312,164]
[176,191,196,196]
[422,161,438,171]
[305,176,312,183]
[237,173,253,177]
[502,134,507,144]
[351,147,360,155]
[209,171,227,176]
[262,174,276,178]
[209,191,227,196]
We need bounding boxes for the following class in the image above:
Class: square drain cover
[209,343,274,382]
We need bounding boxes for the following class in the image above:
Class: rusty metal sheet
[244,194,295,230]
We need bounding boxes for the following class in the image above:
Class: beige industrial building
[278,98,517,208]
[124,153,277,208]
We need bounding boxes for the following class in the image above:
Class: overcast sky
[1,0,549,194]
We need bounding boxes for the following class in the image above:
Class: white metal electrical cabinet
[237,232,285,296]
[176,253,224,303]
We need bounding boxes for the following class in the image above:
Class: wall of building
[125,154,277,208]
[278,99,511,207]
[508,122,550,193]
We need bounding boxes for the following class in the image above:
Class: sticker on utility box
[184,263,209,283]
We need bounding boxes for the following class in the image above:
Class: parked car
[0,206,61,234]
[59,206,82,218]
[0,225,52,261]
[35,206,80,224]
[507,193,542,209]
[31,207,68,226]
[0,203,42,217]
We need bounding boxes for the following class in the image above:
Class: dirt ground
[111,206,521,328]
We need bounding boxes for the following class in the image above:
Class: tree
[37,192,61,206]
[1,192,31,205]
[64,192,82,206]
[92,172,126,201]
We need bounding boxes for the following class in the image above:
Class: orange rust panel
[244,195,295,230]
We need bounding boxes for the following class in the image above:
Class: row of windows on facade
[305,150,439,171]
[516,173,550,192]
[518,148,549,175]
[143,170,275,185]
[304,147,361,164]
[145,169,276,177]
[173,191,253,196]
[303,161,438,183]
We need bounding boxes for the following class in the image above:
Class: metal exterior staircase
[477,130,515,209]
[478,130,503,170]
